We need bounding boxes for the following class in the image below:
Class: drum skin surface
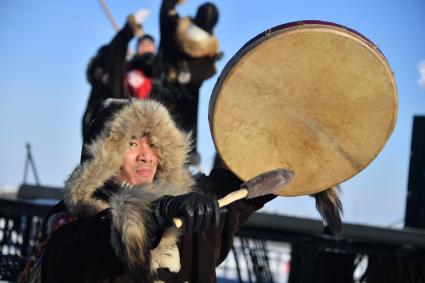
[209,21,398,196]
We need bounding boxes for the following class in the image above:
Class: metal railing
[0,198,52,281]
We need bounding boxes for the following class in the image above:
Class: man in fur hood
[24,98,279,283]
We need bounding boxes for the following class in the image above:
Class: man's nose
[137,146,154,163]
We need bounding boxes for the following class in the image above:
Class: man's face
[137,39,156,55]
[120,137,158,185]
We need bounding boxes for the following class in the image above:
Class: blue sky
[1,0,424,228]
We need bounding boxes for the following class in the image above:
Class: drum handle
[173,189,248,228]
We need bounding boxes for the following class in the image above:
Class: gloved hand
[152,192,220,235]
[127,14,144,38]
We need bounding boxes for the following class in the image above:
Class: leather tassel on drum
[311,186,343,237]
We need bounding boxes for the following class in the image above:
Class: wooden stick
[98,0,120,32]
[217,189,248,207]
[173,189,248,228]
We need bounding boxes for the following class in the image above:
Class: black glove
[152,192,220,235]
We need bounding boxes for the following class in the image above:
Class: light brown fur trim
[110,188,154,272]
[110,184,184,274]
[64,136,126,216]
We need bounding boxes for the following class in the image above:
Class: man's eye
[129,142,138,147]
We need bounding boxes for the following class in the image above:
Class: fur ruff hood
[63,99,194,277]
[64,98,194,217]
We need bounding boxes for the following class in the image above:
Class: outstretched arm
[160,0,182,20]
[159,0,183,61]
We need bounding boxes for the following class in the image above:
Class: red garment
[125,69,152,100]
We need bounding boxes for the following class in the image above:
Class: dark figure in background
[153,0,223,166]
[82,15,156,140]
[136,34,156,55]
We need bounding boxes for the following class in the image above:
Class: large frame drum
[209,21,397,196]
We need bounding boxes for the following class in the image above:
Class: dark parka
[36,99,274,283]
